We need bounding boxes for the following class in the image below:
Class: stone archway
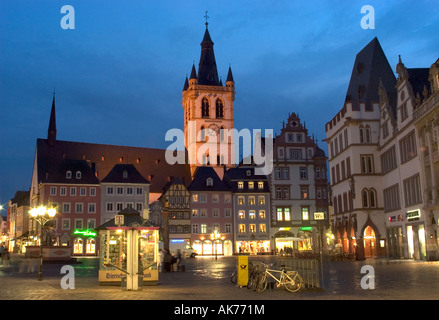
[357,215,381,260]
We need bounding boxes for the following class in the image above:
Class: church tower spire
[182,16,236,179]
[197,13,220,86]
[47,92,57,147]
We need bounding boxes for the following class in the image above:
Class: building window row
[192,193,232,203]
[191,208,232,218]
[192,223,232,234]
[106,202,143,212]
[106,186,143,195]
[60,218,96,230]
[50,186,97,197]
[237,196,266,205]
[238,223,267,233]
[238,210,266,220]
[169,225,191,233]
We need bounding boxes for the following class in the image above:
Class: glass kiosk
[96,208,159,288]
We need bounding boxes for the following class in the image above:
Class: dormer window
[66,171,72,179]
[206,177,213,187]
[248,182,254,189]
[123,170,128,179]
[238,181,244,189]
[75,171,82,179]
[246,170,251,177]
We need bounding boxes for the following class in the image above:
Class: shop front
[273,228,314,254]
[192,238,234,256]
[72,229,98,256]
[236,240,270,254]
[387,209,427,260]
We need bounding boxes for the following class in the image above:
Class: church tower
[182,19,235,179]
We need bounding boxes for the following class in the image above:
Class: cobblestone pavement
[1,255,438,301]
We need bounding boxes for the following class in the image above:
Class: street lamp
[29,206,57,281]
[210,229,221,261]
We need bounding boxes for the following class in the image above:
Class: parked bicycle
[247,262,262,290]
[255,263,304,293]
[230,269,237,284]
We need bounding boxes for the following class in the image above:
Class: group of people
[158,249,182,272]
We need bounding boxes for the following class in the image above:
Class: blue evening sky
[0,0,438,208]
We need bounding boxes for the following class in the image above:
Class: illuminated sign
[300,227,313,231]
[114,215,124,226]
[314,212,325,220]
[406,209,420,221]
[170,239,185,243]
[73,229,97,237]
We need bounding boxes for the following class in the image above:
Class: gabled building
[100,164,150,224]
[160,178,191,255]
[36,158,101,256]
[223,165,271,254]
[187,166,233,255]
[270,112,329,254]
[325,38,396,260]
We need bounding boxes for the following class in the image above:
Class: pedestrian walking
[158,249,164,272]
[2,248,10,267]
[0,244,4,265]
[164,249,172,272]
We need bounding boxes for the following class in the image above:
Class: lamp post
[210,229,221,261]
[29,206,57,281]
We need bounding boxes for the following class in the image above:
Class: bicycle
[247,263,262,290]
[230,269,237,284]
[255,263,304,293]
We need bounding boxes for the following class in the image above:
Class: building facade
[270,112,329,254]
[188,167,234,255]
[224,165,271,254]
[413,58,439,260]
[100,164,150,224]
[326,37,439,261]
[160,178,191,255]
[325,38,396,260]
[35,159,101,256]
[379,56,439,260]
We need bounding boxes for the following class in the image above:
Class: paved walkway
[1,256,438,300]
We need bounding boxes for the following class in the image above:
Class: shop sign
[388,216,396,222]
[73,229,97,237]
[406,209,420,221]
[300,227,313,231]
[314,212,325,220]
[170,239,185,243]
[115,215,124,226]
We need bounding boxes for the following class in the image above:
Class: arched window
[202,98,209,118]
[369,188,377,208]
[365,125,371,143]
[200,126,206,142]
[220,126,225,142]
[215,99,224,118]
[359,125,364,143]
[362,189,369,208]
